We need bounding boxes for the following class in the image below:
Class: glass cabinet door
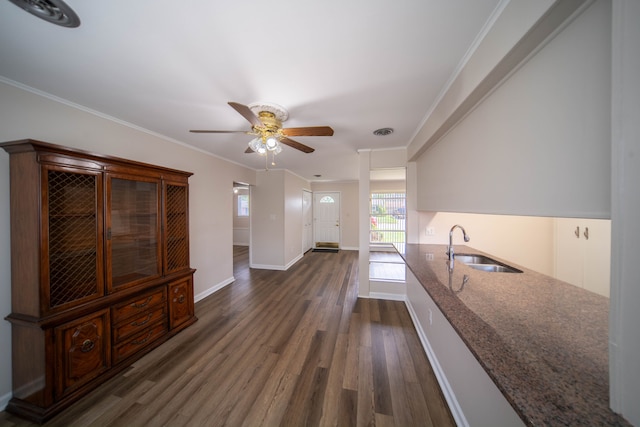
[106,175,161,291]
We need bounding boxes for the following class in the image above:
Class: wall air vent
[8,0,80,27]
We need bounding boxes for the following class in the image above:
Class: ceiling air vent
[8,0,80,27]
[373,128,394,136]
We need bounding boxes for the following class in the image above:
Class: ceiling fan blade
[228,102,262,128]
[281,126,334,137]
[189,130,248,133]
[280,137,315,153]
[245,147,254,153]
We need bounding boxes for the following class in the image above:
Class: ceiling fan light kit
[190,101,334,169]
[248,136,282,156]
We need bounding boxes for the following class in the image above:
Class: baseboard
[404,299,468,427]
[250,263,287,270]
[340,246,358,251]
[194,276,235,302]
[0,390,11,412]
[285,253,303,269]
[368,292,406,301]
[251,253,303,271]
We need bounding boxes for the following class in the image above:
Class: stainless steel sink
[454,253,523,273]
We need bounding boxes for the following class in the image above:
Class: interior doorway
[369,168,406,283]
[233,182,250,269]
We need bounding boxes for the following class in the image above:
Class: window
[370,192,406,244]
[319,195,335,203]
[237,194,249,217]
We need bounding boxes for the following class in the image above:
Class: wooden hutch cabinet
[1,139,197,422]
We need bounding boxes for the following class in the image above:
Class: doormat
[312,248,339,253]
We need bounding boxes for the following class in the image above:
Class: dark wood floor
[0,246,455,427]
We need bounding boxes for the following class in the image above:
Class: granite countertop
[397,243,630,426]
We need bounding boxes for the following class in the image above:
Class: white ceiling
[0,0,502,182]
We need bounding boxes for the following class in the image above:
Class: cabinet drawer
[55,309,110,398]
[113,305,166,343]
[112,288,166,324]
[113,322,167,364]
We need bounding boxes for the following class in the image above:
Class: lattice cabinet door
[164,181,190,274]
[43,166,104,313]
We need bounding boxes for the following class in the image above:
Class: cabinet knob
[175,294,185,304]
[583,227,589,240]
[81,339,95,353]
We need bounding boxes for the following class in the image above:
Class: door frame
[302,190,313,253]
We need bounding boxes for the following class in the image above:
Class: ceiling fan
[190,102,334,156]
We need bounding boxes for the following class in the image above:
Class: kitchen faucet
[447,224,470,262]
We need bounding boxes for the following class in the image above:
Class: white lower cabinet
[554,218,611,297]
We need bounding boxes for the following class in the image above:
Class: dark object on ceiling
[7,0,80,27]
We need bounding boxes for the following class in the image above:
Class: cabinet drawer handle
[175,294,185,304]
[81,339,95,353]
[131,331,153,345]
[131,313,153,327]
[131,296,153,308]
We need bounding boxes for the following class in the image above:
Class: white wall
[0,134,11,410]
[415,0,611,218]
[251,170,286,268]
[251,169,309,269]
[370,180,405,193]
[408,0,558,161]
[0,80,256,407]
[610,0,640,424]
[284,171,308,265]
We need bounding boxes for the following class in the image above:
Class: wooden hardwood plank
[0,247,455,427]
[371,315,393,416]
[383,327,421,427]
[356,345,376,427]
[343,311,361,391]
[319,332,348,427]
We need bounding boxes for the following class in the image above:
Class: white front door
[314,192,340,247]
[303,190,313,252]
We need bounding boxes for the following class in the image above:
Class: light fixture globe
[248,137,267,156]
[265,136,279,151]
